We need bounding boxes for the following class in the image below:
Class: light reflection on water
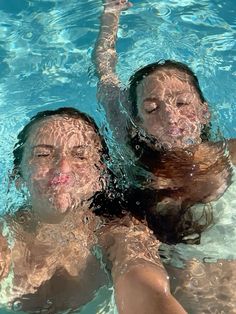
[0,0,235,312]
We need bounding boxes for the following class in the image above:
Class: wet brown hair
[125,187,214,245]
[127,133,232,244]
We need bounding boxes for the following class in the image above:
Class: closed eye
[73,152,86,159]
[72,146,87,159]
[176,101,189,107]
[36,152,50,157]
[34,148,52,158]
[33,146,53,158]
[143,100,159,113]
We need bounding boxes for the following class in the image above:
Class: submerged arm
[98,216,187,314]
[167,258,236,313]
[0,232,11,280]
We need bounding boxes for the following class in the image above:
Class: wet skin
[136,69,210,150]
[19,116,105,220]
[0,115,109,311]
[1,115,171,313]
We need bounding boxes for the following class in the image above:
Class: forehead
[27,115,101,146]
[137,69,197,97]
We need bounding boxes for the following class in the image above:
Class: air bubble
[12,300,22,311]
[185,138,195,145]
[26,32,33,39]
[191,278,199,287]
[46,299,53,306]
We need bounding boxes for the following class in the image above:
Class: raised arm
[93,1,132,141]
[98,216,187,314]
[94,0,131,85]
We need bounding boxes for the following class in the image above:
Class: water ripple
[0,0,235,279]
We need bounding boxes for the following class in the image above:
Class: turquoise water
[0,0,235,312]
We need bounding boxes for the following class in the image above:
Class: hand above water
[103,0,133,13]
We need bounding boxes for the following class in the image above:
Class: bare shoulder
[227,138,236,165]
[97,215,163,280]
[98,215,159,243]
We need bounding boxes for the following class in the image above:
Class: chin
[48,193,73,214]
[160,134,201,149]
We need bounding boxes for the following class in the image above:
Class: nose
[162,103,178,124]
[56,156,71,173]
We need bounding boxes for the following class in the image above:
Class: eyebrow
[72,145,89,150]
[32,144,90,150]
[143,97,160,102]
[163,91,194,98]
[32,144,54,150]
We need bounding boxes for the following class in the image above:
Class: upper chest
[8,211,100,279]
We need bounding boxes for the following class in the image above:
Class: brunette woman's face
[136,69,210,150]
[20,115,105,218]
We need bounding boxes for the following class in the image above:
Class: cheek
[186,113,197,122]
[74,159,103,183]
[180,107,198,122]
[30,164,51,180]
[142,114,164,133]
[140,112,155,125]
[23,163,51,192]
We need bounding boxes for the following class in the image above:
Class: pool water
[0,0,235,312]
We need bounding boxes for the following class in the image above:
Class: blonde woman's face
[20,115,105,217]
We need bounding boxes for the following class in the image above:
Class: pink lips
[168,127,184,136]
[49,174,71,186]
